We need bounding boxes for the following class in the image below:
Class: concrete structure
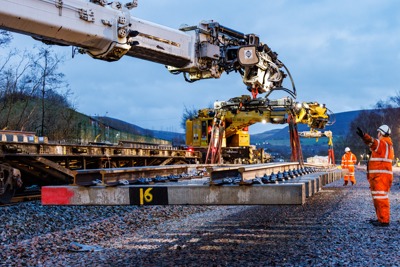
[42,170,343,205]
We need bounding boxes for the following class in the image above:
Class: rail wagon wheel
[0,185,15,204]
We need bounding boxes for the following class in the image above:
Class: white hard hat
[377,125,391,136]
[345,147,350,152]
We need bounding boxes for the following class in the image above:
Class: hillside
[250,110,361,144]
[95,116,185,144]
[97,110,361,143]
[246,110,362,160]
[92,110,365,161]
[98,110,360,149]
[95,116,154,137]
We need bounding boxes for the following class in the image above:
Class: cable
[183,73,196,83]
[265,87,296,99]
[326,108,336,126]
[281,62,296,97]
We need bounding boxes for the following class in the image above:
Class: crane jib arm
[0,0,193,66]
[0,0,291,95]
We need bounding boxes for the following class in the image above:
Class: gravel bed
[1,169,400,266]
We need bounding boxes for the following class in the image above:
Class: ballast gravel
[1,168,400,266]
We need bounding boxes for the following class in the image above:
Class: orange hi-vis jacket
[341,152,357,182]
[363,134,394,223]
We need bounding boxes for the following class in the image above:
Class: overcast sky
[5,0,400,134]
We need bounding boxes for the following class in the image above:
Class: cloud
[4,0,400,134]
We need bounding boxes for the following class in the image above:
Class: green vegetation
[0,31,169,145]
[0,31,76,140]
[1,30,399,158]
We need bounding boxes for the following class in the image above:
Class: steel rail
[208,162,332,184]
[71,162,335,186]
[72,164,213,186]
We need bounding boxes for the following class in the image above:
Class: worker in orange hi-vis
[356,125,395,227]
[341,147,357,186]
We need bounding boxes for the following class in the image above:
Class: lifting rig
[298,130,335,165]
[186,95,332,164]
[0,0,334,202]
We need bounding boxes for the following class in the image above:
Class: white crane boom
[0,0,294,96]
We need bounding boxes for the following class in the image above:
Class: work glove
[356,127,364,138]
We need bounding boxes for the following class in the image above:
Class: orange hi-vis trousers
[368,172,393,223]
[364,134,394,224]
[341,152,357,184]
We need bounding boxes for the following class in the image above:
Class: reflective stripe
[372,190,389,199]
[369,158,393,163]
[384,142,389,159]
[371,191,387,194]
[368,170,393,175]
[370,138,378,151]
[370,139,391,159]
[373,195,389,199]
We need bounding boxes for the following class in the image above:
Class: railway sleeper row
[72,164,211,186]
[42,163,343,206]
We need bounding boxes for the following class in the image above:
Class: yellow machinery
[186,95,332,164]
[298,130,335,165]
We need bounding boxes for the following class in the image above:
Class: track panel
[42,170,343,205]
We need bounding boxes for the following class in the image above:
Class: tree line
[334,92,400,164]
[0,30,82,140]
[0,31,170,144]
[1,30,398,157]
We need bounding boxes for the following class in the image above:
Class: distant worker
[341,147,357,186]
[356,125,394,227]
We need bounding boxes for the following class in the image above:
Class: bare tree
[0,36,74,139]
[30,47,69,136]
[0,50,34,129]
[180,105,199,131]
[0,30,12,47]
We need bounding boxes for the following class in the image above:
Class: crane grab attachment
[186,95,333,164]
[298,130,335,165]
[0,0,293,96]
[212,95,332,131]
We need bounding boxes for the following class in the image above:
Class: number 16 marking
[139,188,153,205]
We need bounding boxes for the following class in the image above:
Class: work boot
[370,221,390,227]
[351,181,356,185]
[343,181,348,186]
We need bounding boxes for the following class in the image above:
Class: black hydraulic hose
[281,62,296,97]
[183,73,196,83]
[326,108,336,126]
[265,87,296,99]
